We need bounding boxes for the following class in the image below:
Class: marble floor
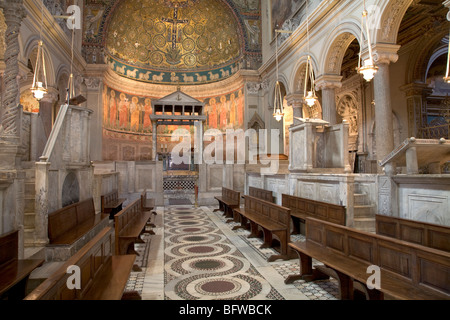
[124,205,339,301]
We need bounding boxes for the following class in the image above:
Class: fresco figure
[130,96,141,131]
[109,90,117,127]
[229,93,236,128]
[208,98,218,129]
[119,93,129,129]
[143,98,153,130]
[219,95,228,130]
[237,89,244,127]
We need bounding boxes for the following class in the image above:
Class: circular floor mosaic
[164,206,282,300]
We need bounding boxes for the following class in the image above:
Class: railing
[418,124,449,140]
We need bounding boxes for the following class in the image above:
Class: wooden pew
[24,227,138,300]
[376,214,450,252]
[101,190,126,219]
[248,186,275,203]
[141,189,157,233]
[115,198,152,271]
[234,195,294,262]
[0,230,44,300]
[214,187,240,221]
[48,198,108,246]
[282,194,346,235]
[286,217,450,300]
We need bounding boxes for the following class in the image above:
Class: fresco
[20,89,40,113]
[271,0,302,39]
[102,85,245,161]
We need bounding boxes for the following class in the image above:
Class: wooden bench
[233,195,294,262]
[141,189,157,234]
[101,190,126,219]
[282,194,346,235]
[214,187,240,221]
[48,198,108,246]
[248,186,275,203]
[286,217,450,300]
[0,230,44,300]
[376,214,450,252]
[24,227,139,300]
[115,198,152,271]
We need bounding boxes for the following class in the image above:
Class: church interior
[0,0,449,304]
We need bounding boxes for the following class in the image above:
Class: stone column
[39,88,58,138]
[84,76,103,161]
[315,75,343,125]
[0,0,26,142]
[152,122,157,161]
[372,44,400,176]
[285,93,304,124]
[400,83,433,138]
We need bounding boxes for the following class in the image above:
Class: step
[25,181,35,195]
[354,217,376,233]
[24,246,46,260]
[354,205,374,218]
[24,197,35,213]
[354,193,367,205]
[23,227,36,247]
[24,212,35,228]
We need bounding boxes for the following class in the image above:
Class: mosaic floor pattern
[124,205,339,300]
[164,206,284,300]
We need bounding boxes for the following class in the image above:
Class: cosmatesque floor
[125,205,339,300]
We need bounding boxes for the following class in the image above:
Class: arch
[374,0,414,45]
[320,20,363,76]
[407,32,450,84]
[22,35,56,87]
[289,53,320,95]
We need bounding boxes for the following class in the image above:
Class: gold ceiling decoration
[106,0,241,72]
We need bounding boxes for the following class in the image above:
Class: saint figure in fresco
[109,90,117,127]
[229,93,236,128]
[119,93,129,129]
[237,89,244,127]
[103,85,109,125]
[208,98,218,129]
[219,95,228,130]
[143,98,153,131]
[130,96,141,131]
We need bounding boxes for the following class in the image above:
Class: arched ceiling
[82,0,262,85]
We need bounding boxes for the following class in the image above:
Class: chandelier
[445,35,450,83]
[31,1,48,101]
[303,0,317,107]
[272,28,284,122]
[357,0,378,82]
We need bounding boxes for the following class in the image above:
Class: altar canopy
[150,88,207,161]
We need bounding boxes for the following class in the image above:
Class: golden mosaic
[106,0,241,72]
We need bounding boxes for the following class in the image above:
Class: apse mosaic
[105,0,245,84]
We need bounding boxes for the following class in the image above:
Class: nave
[125,205,339,301]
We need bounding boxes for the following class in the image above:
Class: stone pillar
[39,88,58,138]
[84,76,103,161]
[372,44,400,176]
[285,93,304,124]
[315,75,342,125]
[0,0,26,142]
[152,122,157,161]
[400,83,433,138]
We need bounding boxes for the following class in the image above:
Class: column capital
[315,74,343,90]
[400,82,433,97]
[372,43,401,65]
[40,87,59,104]
[285,93,304,108]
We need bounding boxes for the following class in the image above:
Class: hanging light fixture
[272,29,284,122]
[66,20,76,104]
[31,1,48,101]
[444,35,450,83]
[357,0,378,82]
[303,0,317,108]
